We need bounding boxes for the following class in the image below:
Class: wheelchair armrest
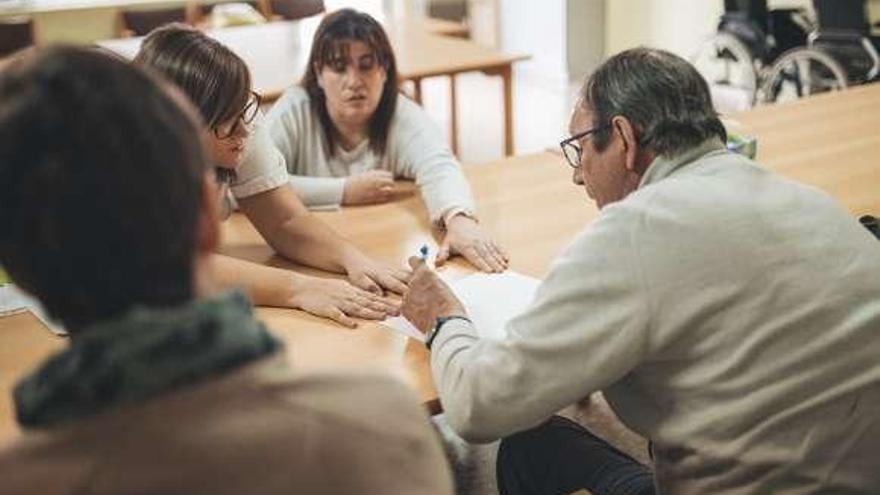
[809,30,880,80]
[810,29,868,44]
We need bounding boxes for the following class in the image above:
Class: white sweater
[432,139,880,494]
[263,87,476,224]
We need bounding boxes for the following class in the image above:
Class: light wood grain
[0,313,65,442]
[732,83,880,216]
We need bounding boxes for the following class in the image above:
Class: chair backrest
[724,0,769,26]
[720,0,772,61]
[199,1,263,17]
[121,7,188,37]
[0,19,34,57]
[197,1,267,26]
[428,0,468,23]
[269,0,325,21]
[813,0,868,33]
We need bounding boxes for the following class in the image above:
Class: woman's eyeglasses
[213,91,262,140]
[559,124,610,168]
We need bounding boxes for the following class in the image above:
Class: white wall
[497,0,605,86]
[566,0,604,81]
[468,0,499,48]
[605,0,721,59]
[499,0,568,86]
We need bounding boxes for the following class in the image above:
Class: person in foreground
[401,47,880,494]
[260,8,509,273]
[134,23,410,328]
[0,47,453,494]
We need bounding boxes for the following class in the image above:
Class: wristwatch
[425,315,471,350]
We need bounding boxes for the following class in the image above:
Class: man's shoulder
[263,368,422,411]
[634,150,836,215]
[195,362,434,446]
[0,362,440,494]
[177,357,429,435]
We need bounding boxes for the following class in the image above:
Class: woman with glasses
[260,9,508,273]
[134,23,410,328]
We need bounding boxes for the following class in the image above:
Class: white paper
[0,284,67,336]
[383,271,540,341]
[0,284,29,317]
[385,315,427,342]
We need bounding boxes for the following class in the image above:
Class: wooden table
[99,18,529,155]
[731,83,880,216]
[3,83,879,446]
[0,151,585,445]
[215,151,593,415]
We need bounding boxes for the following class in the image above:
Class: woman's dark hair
[134,23,251,133]
[0,46,208,332]
[301,8,398,157]
[583,47,727,157]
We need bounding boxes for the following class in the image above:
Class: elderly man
[402,48,880,494]
[0,47,453,494]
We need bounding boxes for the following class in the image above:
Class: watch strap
[425,315,471,350]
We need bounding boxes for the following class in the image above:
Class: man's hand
[401,257,467,334]
[342,170,396,205]
[437,214,509,273]
[288,275,400,328]
[344,254,411,295]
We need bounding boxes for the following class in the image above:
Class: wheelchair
[694,0,879,108]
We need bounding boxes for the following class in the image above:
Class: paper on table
[0,284,67,336]
[0,284,28,318]
[383,270,540,342]
[307,203,342,212]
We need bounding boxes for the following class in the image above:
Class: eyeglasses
[213,91,262,140]
[559,124,610,169]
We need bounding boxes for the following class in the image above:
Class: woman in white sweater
[263,9,508,272]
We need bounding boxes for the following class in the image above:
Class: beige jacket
[433,140,880,494]
[0,355,454,495]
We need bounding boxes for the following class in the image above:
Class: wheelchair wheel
[692,32,759,108]
[759,47,848,104]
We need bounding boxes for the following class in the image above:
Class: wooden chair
[119,7,190,37]
[427,0,468,23]
[0,18,34,58]
[267,0,325,21]
[195,1,266,23]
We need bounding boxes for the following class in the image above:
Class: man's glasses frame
[559,124,610,169]
[213,91,262,140]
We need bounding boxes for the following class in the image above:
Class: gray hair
[582,47,726,157]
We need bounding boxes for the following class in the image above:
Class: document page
[0,284,67,336]
[383,271,540,342]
